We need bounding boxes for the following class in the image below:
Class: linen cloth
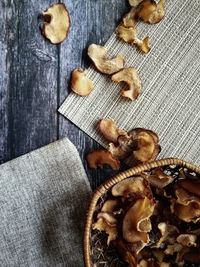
[59,0,200,166]
[0,138,91,267]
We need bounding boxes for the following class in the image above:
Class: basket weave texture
[84,158,200,267]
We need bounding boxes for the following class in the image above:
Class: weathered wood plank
[0,0,58,163]
[58,0,129,189]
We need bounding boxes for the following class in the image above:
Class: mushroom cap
[176,234,197,247]
[88,44,125,74]
[148,167,174,188]
[71,67,94,96]
[42,3,70,44]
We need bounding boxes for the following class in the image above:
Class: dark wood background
[0,0,129,190]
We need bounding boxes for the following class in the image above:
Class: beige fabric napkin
[59,0,200,166]
[0,138,91,267]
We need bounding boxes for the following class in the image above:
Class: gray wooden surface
[0,0,129,190]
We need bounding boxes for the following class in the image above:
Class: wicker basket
[84,158,200,267]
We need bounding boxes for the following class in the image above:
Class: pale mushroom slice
[71,68,94,96]
[129,0,144,7]
[111,67,142,101]
[176,234,197,247]
[86,150,120,170]
[101,199,119,213]
[137,0,165,24]
[122,7,138,27]
[42,3,70,44]
[118,26,150,54]
[99,118,126,143]
[88,44,125,75]
[148,167,174,188]
[123,197,155,243]
[111,176,153,199]
[174,187,200,206]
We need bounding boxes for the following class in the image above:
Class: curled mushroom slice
[174,187,200,206]
[101,199,119,213]
[153,222,179,248]
[123,197,155,243]
[118,26,150,54]
[111,67,142,101]
[148,167,174,188]
[42,3,70,44]
[129,0,144,7]
[164,243,182,255]
[177,234,197,247]
[71,68,94,96]
[99,118,126,143]
[92,216,117,245]
[111,176,153,200]
[86,150,120,170]
[108,134,135,160]
[137,0,165,24]
[88,44,125,75]
[122,7,138,27]
[175,202,200,223]
[178,179,200,197]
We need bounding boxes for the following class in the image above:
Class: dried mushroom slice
[129,0,144,7]
[42,3,70,44]
[111,67,142,101]
[148,167,174,188]
[137,0,165,24]
[175,202,200,223]
[86,150,120,170]
[87,44,125,75]
[174,187,200,206]
[101,199,119,213]
[122,7,138,27]
[176,234,197,247]
[71,68,94,96]
[164,243,182,255]
[118,26,150,54]
[99,118,126,143]
[111,176,153,199]
[123,197,155,243]
[178,179,200,197]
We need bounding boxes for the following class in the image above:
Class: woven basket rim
[84,157,200,267]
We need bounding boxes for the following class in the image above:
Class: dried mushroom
[118,26,150,54]
[99,118,126,143]
[71,68,93,96]
[137,0,165,24]
[177,234,197,247]
[175,203,200,223]
[42,3,70,44]
[111,67,142,101]
[122,7,138,27]
[86,150,120,170]
[148,167,174,188]
[129,0,144,7]
[87,44,125,74]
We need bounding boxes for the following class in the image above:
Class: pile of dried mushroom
[92,168,200,266]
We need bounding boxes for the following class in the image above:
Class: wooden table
[0,0,129,189]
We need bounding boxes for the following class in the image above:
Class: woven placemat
[59,0,200,166]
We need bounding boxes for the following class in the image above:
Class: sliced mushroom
[177,234,197,247]
[111,67,142,101]
[87,44,125,74]
[164,243,182,255]
[92,216,117,245]
[175,202,200,223]
[86,150,120,170]
[108,134,135,160]
[137,0,165,24]
[42,3,70,44]
[71,67,94,96]
[153,222,179,248]
[111,176,153,200]
[118,26,150,54]
[101,199,119,213]
[99,118,126,143]
[123,197,155,243]
[178,179,200,197]
[174,187,200,206]
[148,167,174,188]
[129,0,144,7]
[122,7,138,27]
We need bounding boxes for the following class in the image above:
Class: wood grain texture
[0,0,129,189]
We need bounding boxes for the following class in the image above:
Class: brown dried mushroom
[111,67,142,101]
[71,68,94,96]
[137,0,165,24]
[118,26,150,54]
[99,118,126,143]
[86,150,120,170]
[42,3,70,44]
[87,44,125,75]
[129,0,144,7]
[148,167,174,188]
[122,7,138,27]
